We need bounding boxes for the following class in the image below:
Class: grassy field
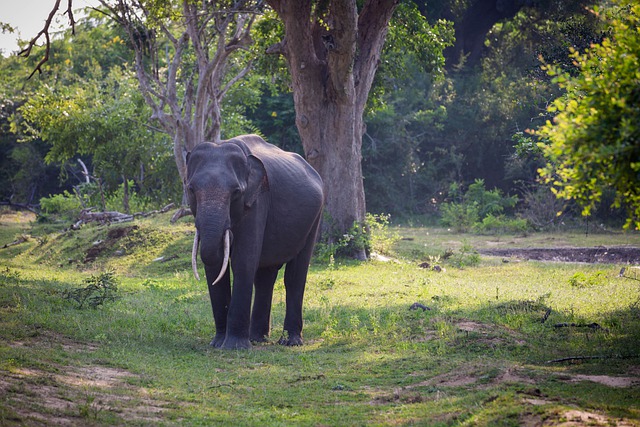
[1,210,640,426]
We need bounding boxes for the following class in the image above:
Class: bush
[62,271,120,309]
[472,214,529,234]
[315,213,400,262]
[40,191,82,221]
[440,202,479,232]
[441,179,521,233]
[105,180,153,213]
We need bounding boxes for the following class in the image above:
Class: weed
[568,271,608,288]
[62,271,120,309]
[446,241,481,268]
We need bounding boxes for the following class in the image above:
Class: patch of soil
[479,246,640,264]
[541,409,637,426]
[84,225,138,263]
[564,374,640,388]
[2,333,174,425]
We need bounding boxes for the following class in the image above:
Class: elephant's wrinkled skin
[187,135,324,349]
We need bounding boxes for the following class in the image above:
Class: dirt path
[479,246,640,264]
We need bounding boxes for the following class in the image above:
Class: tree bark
[267,0,398,258]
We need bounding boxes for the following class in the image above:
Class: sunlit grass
[1,214,639,425]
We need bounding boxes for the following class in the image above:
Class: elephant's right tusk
[211,229,230,286]
[192,228,200,281]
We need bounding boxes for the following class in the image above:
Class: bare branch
[220,60,254,99]
[19,0,65,78]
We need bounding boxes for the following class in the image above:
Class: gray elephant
[187,134,324,349]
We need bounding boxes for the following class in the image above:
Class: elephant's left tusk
[192,228,200,281]
[211,229,230,286]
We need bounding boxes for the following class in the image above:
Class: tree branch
[19,0,66,78]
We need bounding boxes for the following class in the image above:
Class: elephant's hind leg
[250,266,279,342]
[280,223,320,346]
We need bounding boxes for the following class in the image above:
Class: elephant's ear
[245,155,269,209]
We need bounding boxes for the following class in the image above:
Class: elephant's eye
[231,188,242,200]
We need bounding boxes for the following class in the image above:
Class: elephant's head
[186,141,268,283]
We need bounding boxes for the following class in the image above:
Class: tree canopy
[536,0,640,229]
[2,0,638,234]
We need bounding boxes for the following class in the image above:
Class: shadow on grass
[2,268,640,426]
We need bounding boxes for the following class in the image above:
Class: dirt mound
[84,225,138,263]
[479,246,640,264]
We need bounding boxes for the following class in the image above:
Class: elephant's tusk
[192,228,200,281]
[211,229,230,286]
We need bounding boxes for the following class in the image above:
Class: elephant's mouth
[192,228,230,286]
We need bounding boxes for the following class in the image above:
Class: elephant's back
[231,135,323,197]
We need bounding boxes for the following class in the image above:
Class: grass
[1,211,640,425]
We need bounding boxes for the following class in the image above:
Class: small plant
[440,202,479,232]
[568,271,608,288]
[446,242,480,268]
[63,271,120,309]
[315,212,399,261]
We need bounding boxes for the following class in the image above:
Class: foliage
[62,271,120,309]
[445,241,481,268]
[440,201,479,232]
[104,181,153,214]
[536,0,640,230]
[441,179,521,233]
[39,191,83,221]
[518,184,566,230]
[472,214,529,235]
[568,271,608,288]
[316,213,400,262]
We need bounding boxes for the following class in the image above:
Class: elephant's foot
[250,335,269,344]
[278,333,303,346]
[210,333,226,348]
[250,329,270,343]
[221,335,252,350]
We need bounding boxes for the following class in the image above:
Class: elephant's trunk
[211,229,230,286]
[193,226,231,285]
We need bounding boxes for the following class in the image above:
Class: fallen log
[1,236,28,249]
[72,203,177,228]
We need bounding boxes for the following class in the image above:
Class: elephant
[187,134,324,350]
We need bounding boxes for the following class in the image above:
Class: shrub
[62,271,120,309]
[315,213,400,261]
[40,191,82,220]
[440,202,479,232]
[441,179,521,233]
[472,214,529,234]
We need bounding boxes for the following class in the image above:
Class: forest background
[0,0,636,239]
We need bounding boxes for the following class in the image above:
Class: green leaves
[537,0,640,230]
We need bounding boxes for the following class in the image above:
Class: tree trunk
[122,175,130,214]
[267,0,398,259]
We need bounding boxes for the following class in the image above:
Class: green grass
[1,212,640,425]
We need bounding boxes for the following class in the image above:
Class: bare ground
[479,246,640,264]
[0,332,177,426]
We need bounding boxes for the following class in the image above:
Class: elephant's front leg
[221,260,255,350]
[250,266,280,342]
[205,265,231,348]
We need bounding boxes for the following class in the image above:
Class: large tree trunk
[267,0,398,259]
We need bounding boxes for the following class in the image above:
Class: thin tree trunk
[122,175,130,214]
